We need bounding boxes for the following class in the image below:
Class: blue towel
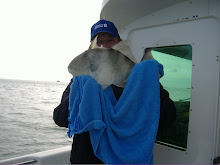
[68,60,161,164]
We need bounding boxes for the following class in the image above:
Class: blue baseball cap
[91,20,120,41]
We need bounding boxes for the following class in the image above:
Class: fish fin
[89,36,98,49]
[89,36,107,49]
[112,40,137,64]
[141,48,154,61]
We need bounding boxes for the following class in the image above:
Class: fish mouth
[68,67,84,77]
[68,68,77,76]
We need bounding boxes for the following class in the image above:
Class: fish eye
[89,62,97,71]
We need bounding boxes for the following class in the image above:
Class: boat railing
[13,159,37,165]
[0,146,71,165]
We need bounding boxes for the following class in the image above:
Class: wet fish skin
[68,48,135,89]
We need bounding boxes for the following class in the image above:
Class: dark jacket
[53,80,176,164]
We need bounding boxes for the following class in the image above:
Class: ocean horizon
[0,79,72,161]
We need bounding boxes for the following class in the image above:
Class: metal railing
[13,159,37,165]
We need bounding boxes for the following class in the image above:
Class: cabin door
[128,17,220,164]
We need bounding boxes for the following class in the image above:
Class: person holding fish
[53,20,176,164]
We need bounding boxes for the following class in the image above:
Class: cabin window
[147,45,192,151]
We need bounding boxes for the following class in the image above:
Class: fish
[90,39,137,64]
[68,48,135,89]
[141,48,154,61]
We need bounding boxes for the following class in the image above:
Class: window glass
[150,45,192,150]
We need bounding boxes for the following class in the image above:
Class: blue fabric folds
[68,60,161,164]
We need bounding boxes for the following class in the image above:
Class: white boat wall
[1,0,220,164]
[0,146,71,165]
[101,0,220,164]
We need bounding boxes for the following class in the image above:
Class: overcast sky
[0,0,103,82]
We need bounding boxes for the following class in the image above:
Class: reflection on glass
[150,45,192,150]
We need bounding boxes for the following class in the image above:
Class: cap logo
[94,23,108,30]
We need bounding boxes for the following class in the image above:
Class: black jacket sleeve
[159,83,176,129]
[53,79,73,128]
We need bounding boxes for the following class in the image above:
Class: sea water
[0,79,72,161]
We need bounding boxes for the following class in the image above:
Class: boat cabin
[0,0,220,164]
[103,0,220,163]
